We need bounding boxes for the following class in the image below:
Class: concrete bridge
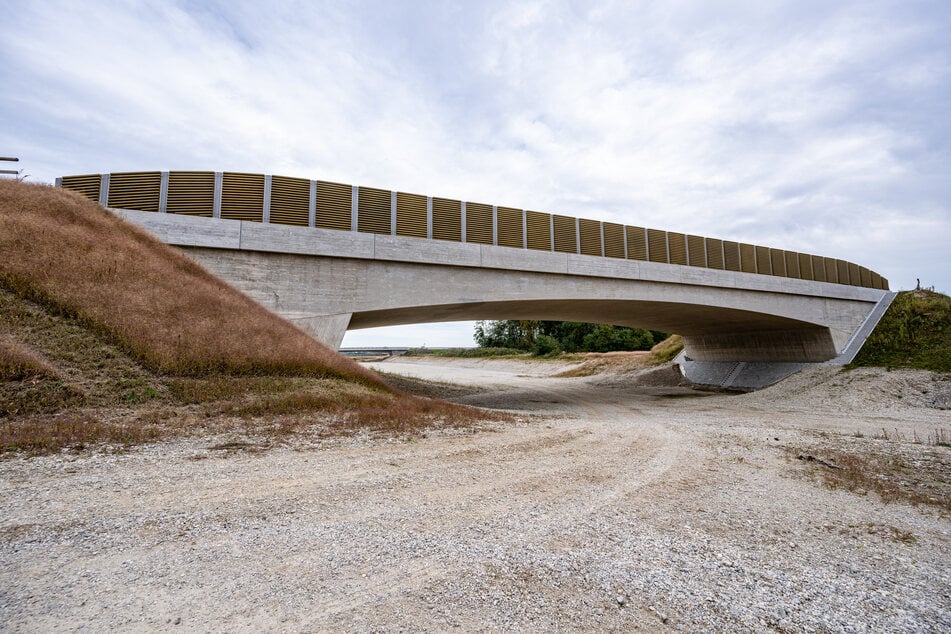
[58,171,894,386]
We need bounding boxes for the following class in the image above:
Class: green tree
[473,320,539,350]
[474,320,664,353]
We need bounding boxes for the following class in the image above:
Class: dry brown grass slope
[0,180,380,383]
[0,181,508,454]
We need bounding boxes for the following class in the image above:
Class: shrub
[531,334,562,356]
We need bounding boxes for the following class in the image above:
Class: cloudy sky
[3,1,949,347]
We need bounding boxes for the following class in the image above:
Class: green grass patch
[852,290,951,372]
[648,334,684,365]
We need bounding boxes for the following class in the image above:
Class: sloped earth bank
[2,358,949,631]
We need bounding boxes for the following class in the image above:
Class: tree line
[473,320,668,355]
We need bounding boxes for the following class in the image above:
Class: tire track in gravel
[0,362,724,631]
[227,377,699,628]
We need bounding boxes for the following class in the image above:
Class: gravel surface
[2,359,949,631]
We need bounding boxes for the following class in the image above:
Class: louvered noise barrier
[57,171,889,290]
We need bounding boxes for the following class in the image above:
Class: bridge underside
[347,299,838,362]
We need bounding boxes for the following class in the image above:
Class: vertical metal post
[213,172,223,219]
[263,175,272,223]
[390,191,397,235]
[644,227,650,261]
[99,173,110,206]
[426,196,433,239]
[664,232,671,264]
[492,205,498,246]
[623,226,628,259]
[159,171,169,213]
[575,218,581,254]
[308,181,317,228]
[522,210,527,249]
[599,222,605,257]
[461,201,467,242]
[549,214,555,252]
[351,186,358,231]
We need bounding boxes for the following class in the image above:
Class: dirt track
[2,358,949,631]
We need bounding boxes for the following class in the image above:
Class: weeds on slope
[788,434,951,513]
[1,377,512,456]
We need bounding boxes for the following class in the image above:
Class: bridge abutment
[681,328,838,363]
[288,313,352,349]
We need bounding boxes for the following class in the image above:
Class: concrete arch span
[108,209,892,366]
[348,297,825,334]
[175,244,876,364]
[347,298,839,363]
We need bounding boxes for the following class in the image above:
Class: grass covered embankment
[0,180,379,380]
[852,289,951,372]
[0,181,505,454]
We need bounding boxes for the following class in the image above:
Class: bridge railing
[57,171,888,290]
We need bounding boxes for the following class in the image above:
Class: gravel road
[2,358,949,631]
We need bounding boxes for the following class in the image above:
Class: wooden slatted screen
[315,181,352,230]
[357,186,391,234]
[465,202,493,244]
[871,271,883,290]
[221,172,264,222]
[269,176,310,226]
[739,243,757,273]
[724,241,741,271]
[497,206,523,248]
[526,211,551,251]
[553,215,577,253]
[837,260,850,285]
[784,251,800,279]
[432,197,461,241]
[626,226,648,261]
[107,172,160,211]
[578,219,602,256]
[668,232,687,265]
[647,229,668,263]
[603,222,625,258]
[755,246,772,275]
[396,192,427,238]
[687,235,705,267]
[59,172,891,289]
[825,257,840,284]
[167,171,214,217]
[848,262,861,287]
[60,174,102,202]
[812,255,828,282]
[706,238,725,270]
[769,248,785,277]
[798,253,814,280]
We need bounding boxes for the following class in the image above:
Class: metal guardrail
[0,156,19,176]
[57,170,889,290]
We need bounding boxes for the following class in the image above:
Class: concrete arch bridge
[58,171,895,388]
